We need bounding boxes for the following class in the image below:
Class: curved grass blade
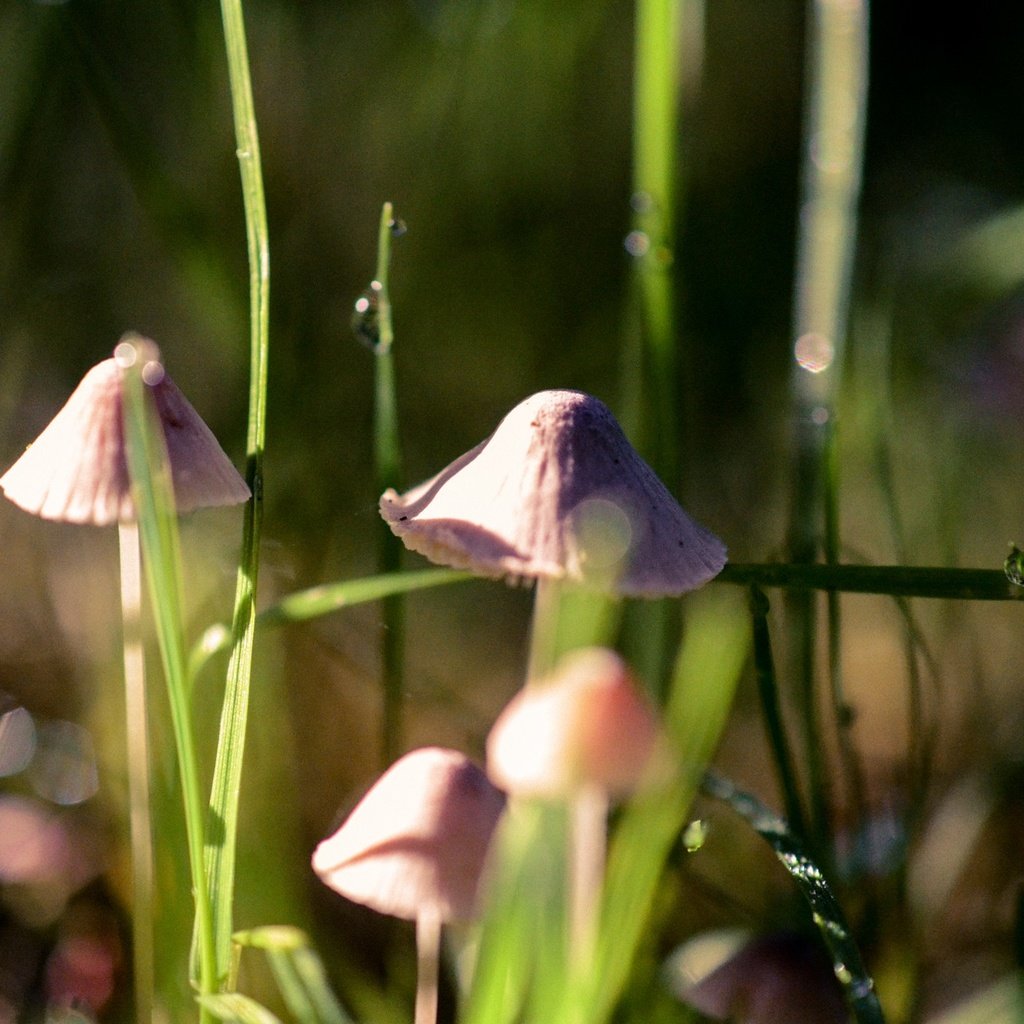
[701,770,886,1024]
[200,993,284,1024]
[234,927,353,1024]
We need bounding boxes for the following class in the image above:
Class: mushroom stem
[118,520,155,1024]
[568,782,609,965]
[528,580,621,683]
[415,909,443,1024]
[527,578,564,681]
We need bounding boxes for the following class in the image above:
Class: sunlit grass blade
[574,589,749,1024]
[366,199,406,763]
[234,926,353,1024]
[200,993,285,1024]
[190,569,473,675]
[119,337,218,1019]
[209,0,271,985]
[702,770,885,1024]
[462,803,570,1024]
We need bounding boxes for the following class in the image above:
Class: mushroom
[1,338,250,524]
[665,931,848,1024]
[486,647,668,961]
[379,389,726,596]
[0,335,249,1024]
[379,389,726,674]
[312,747,506,1024]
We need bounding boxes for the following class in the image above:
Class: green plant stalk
[622,0,686,698]
[785,0,869,849]
[208,0,270,986]
[372,201,406,763]
[189,569,472,681]
[629,0,681,485]
[717,562,1024,600]
[749,587,808,840]
[120,343,218,1019]
[117,521,155,1024]
[576,590,750,1024]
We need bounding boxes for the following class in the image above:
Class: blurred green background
[4,1,1024,1020]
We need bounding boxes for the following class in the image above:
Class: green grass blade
[462,803,570,1024]
[190,569,473,675]
[119,337,218,1015]
[576,589,750,1024]
[200,993,284,1024]
[702,770,885,1024]
[717,562,1024,600]
[234,927,352,1024]
[208,0,272,984]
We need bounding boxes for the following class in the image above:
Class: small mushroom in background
[312,747,506,1024]
[379,389,727,675]
[0,335,250,1024]
[664,930,848,1024]
[486,647,669,961]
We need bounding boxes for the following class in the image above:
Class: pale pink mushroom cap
[311,747,506,923]
[486,648,668,800]
[379,390,726,597]
[0,344,250,525]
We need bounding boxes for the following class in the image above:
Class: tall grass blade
[119,337,218,1017]
[208,0,272,985]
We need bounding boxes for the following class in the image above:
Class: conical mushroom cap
[486,647,668,800]
[1,347,250,526]
[311,747,506,923]
[379,390,726,596]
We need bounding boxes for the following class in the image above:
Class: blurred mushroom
[312,747,506,1024]
[380,389,725,597]
[665,930,848,1024]
[486,647,668,959]
[0,335,249,1024]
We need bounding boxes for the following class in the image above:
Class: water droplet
[113,342,138,368]
[1005,544,1024,587]
[28,721,98,806]
[0,708,36,776]
[141,360,165,386]
[850,977,875,999]
[834,962,853,985]
[795,332,834,373]
[682,818,709,852]
[624,230,650,258]
[389,217,407,238]
[352,281,383,351]
[630,191,654,214]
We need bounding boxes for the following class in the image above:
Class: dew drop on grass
[682,818,709,853]
[834,962,853,985]
[0,707,36,776]
[624,231,650,258]
[352,281,383,351]
[1004,544,1024,587]
[389,217,408,238]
